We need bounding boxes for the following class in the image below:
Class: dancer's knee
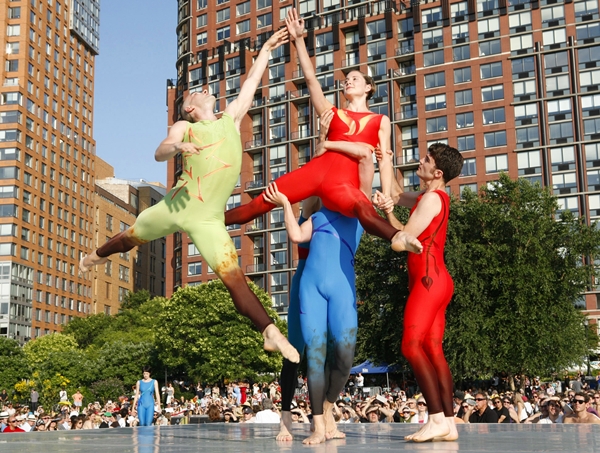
[401,337,423,362]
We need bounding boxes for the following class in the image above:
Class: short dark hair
[180,102,193,122]
[428,143,464,183]
[142,366,152,374]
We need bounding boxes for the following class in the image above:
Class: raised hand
[265,27,289,51]
[263,182,289,207]
[285,8,305,40]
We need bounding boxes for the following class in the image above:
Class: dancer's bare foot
[404,421,427,441]
[391,231,422,253]
[410,413,450,443]
[303,414,326,445]
[276,411,293,441]
[79,252,108,274]
[263,324,300,363]
[323,400,345,440]
[433,416,458,442]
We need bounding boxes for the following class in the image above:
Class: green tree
[62,313,116,348]
[155,281,285,382]
[354,175,600,380]
[95,340,158,388]
[89,378,128,405]
[446,175,600,379]
[0,337,29,397]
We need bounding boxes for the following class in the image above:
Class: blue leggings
[300,208,363,415]
[137,404,154,426]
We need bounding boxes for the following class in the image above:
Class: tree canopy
[155,281,285,383]
[355,174,600,380]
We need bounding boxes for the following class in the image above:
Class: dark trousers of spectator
[30,401,38,412]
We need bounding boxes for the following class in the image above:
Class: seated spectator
[240,405,255,423]
[410,396,428,425]
[492,397,510,423]
[467,393,498,423]
[564,392,600,424]
[223,408,238,424]
[206,404,222,423]
[364,405,380,423]
[255,398,280,423]
[3,416,25,433]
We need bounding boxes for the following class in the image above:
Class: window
[424,71,445,88]
[482,107,505,125]
[425,94,446,111]
[257,0,272,9]
[7,25,20,36]
[546,74,570,93]
[424,50,444,67]
[484,130,507,148]
[237,1,250,16]
[451,1,468,21]
[485,154,509,174]
[541,5,564,23]
[479,39,501,56]
[584,118,600,138]
[257,12,272,29]
[575,0,599,17]
[481,84,504,102]
[480,62,503,79]
[510,34,533,53]
[452,23,469,42]
[509,11,532,31]
[478,18,500,38]
[454,67,471,84]
[514,103,538,124]
[453,44,470,62]
[197,32,207,46]
[422,6,442,25]
[517,150,541,176]
[457,135,475,152]
[513,79,536,97]
[367,19,386,39]
[217,26,230,41]
[551,146,576,171]
[423,28,443,47]
[456,112,474,129]
[543,28,567,47]
[367,41,386,61]
[461,158,477,176]
[188,262,202,276]
[197,14,207,27]
[426,116,447,133]
[516,126,540,144]
[545,51,568,72]
[455,89,472,106]
[581,69,600,89]
[511,56,535,78]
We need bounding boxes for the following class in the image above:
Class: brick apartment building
[165,0,600,326]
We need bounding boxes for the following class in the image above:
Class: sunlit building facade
[166,0,600,325]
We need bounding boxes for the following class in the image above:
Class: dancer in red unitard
[374,143,464,442]
[224,9,421,254]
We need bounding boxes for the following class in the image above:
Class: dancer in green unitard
[79,29,299,363]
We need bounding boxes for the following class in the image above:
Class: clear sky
[94,0,176,186]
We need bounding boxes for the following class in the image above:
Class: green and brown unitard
[96,113,273,331]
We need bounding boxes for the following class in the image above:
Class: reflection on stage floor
[0,422,599,453]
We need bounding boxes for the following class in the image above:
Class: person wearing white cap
[21,414,37,432]
[0,411,9,432]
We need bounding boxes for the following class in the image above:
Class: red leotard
[402,190,455,417]
[224,108,398,241]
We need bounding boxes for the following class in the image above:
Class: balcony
[292,68,304,80]
[245,179,266,192]
[290,87,309,101]
[244,138,264,149]
[291,129,312,140]
[394,108,418,122]
[246,263,266,273]
[394,44,415,62]
[245,219,266,234]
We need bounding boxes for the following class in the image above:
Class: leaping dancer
[79,29,300,364]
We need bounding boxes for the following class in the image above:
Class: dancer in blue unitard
[264,183,363,445]
[132,367,161,426]
[276,196,321,441]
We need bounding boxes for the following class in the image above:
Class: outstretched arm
[286,8,333,116]
[225,28,289,128]
[377,116,393,196]
[263,182,313,243]
[154,120,199,162]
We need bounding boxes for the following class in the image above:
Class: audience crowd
[1,372,599,431]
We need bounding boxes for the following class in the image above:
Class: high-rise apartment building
[0,0,100,343]
[167,0,600,325]
[92,158,167,316]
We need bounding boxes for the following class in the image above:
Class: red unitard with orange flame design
[225,107,398,241]
[402,190,455,417]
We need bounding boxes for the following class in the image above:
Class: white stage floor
[0,422,599,453]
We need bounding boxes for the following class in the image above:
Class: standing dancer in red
[224,9,421,254]
[374,144,463,442]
